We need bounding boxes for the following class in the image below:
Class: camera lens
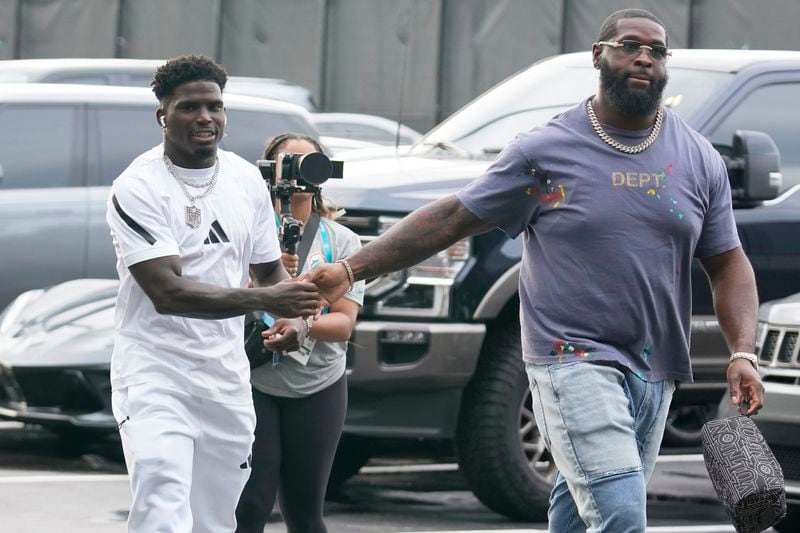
[295,152,332,185]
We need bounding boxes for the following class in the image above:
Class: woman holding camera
[236,133,364,533]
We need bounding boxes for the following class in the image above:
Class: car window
[225,80,317,112]
[94,106,163,185]
[221,109,318,162]
[0,105,79,189]
[122,73,157,87]
[49,74,109,85]
[710,82,800,191]
[317,122,395,144]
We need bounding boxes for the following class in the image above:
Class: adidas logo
[204,220,230,244]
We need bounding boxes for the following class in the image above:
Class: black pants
[235,374,347,533]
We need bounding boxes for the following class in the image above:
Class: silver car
[0,57,319,111]
[0,279,118,433]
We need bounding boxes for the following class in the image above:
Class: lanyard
[318,220,333,265]
[264,215,333,337]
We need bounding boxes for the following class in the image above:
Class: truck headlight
[366,223,471,318]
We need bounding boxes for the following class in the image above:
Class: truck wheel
[326,435,371,496]
[455,324,556,521]
[661,402,718,448]
[773,504,799,533]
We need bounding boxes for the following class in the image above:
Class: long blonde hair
[263,133,340,219]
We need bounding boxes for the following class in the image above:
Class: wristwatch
[730,351,759,370]
[304,316,313,334]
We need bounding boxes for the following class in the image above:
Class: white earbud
[160,116,166,127]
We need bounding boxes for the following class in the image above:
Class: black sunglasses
[597,40,671,61]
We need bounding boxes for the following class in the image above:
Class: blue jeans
[526,361,675,533]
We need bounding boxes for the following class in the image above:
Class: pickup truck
[324,49,800,520]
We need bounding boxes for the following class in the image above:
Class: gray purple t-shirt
[456,98,740,383]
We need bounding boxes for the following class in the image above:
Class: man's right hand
[300,263,351,307]
[262,278,321,317]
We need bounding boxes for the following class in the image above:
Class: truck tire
[326,435,371,496]
[455,322,556,521]
[661,402,718,448]
[773,504,799,533]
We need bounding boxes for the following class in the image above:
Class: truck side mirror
[726,130,782,203]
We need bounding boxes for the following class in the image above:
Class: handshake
[250,259,356,358]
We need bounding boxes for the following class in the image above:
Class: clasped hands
[260,261,350,352]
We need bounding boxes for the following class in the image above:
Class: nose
[197,107,212,123]
[633,47,653,66]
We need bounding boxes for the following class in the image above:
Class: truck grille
[778,331,798,363]
[759,327,800,367]
[771,445,800,483]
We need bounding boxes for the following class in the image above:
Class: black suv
[324,50,800,520]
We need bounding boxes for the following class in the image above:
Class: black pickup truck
[325,49,800,520]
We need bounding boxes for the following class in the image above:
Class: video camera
[257,152,344,254]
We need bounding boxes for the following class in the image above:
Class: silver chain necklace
[586,99,663,154]
[163,153,220,228]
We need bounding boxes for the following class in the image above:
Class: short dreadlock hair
[151,54,228,101]
[597,9,668,47]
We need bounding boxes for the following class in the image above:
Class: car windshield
[225,79,318,112]
[418,56,734,157]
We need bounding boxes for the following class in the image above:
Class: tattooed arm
[302,195,495,304]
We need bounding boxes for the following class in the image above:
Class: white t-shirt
[106,144,281,404]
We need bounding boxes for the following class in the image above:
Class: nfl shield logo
[185,205,201,228]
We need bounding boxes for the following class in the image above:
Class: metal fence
[1,0,799,132]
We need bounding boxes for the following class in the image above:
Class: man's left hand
[262,317,307,353]
[727,358,765,416]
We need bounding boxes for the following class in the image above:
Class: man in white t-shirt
[105,55,321,533]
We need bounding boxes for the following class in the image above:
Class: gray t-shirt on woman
[251,218,365,397]
[456,98,740,383]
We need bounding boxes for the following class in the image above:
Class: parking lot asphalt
[0,422,769,532]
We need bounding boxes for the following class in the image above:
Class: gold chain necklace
[586,99,663,154]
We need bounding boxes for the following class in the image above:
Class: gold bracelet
[730,351,759,370]
[337,258,355,292]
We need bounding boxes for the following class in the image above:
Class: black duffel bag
[701,414,786,533]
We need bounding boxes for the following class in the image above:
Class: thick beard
[599,58,668,116]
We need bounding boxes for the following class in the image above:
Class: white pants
[112,383,256,533]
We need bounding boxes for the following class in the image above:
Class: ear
[591,43,602,69]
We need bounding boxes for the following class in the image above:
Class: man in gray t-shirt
[458,96,739,384]
[304,8,764,531]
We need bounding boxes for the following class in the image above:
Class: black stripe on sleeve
[208,228,220,244]
[211,220,230,242]
[112,195,157,245]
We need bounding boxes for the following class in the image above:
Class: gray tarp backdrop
[1,0,799,132]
